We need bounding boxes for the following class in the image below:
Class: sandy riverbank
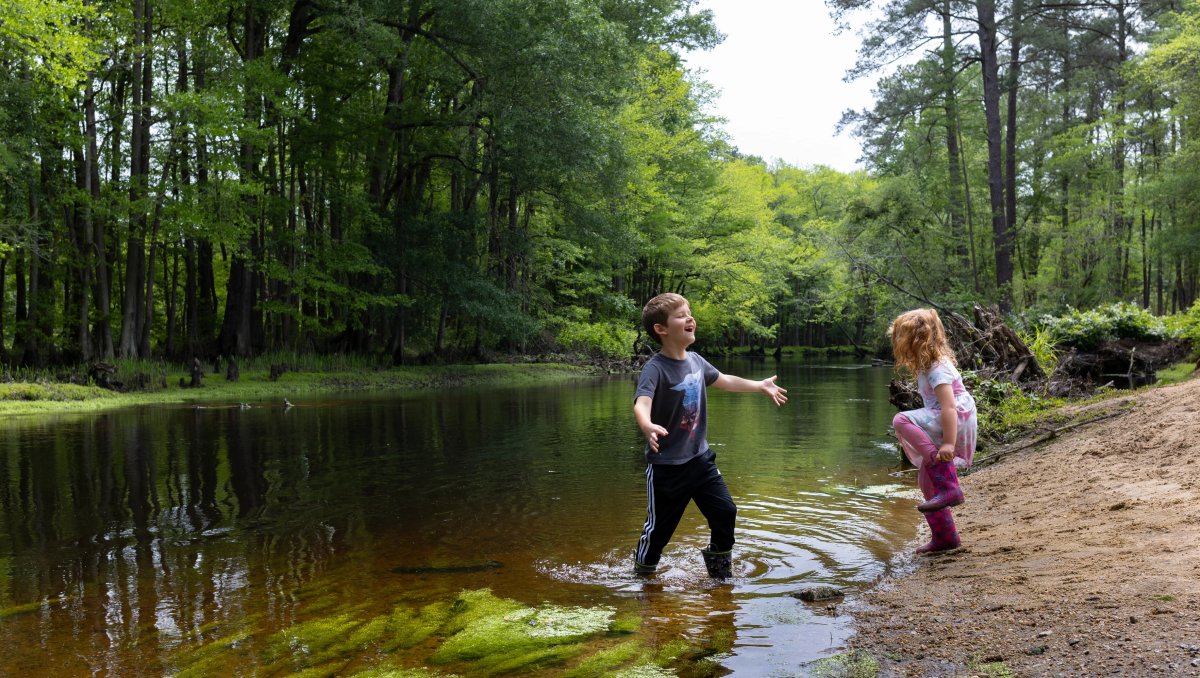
[848,375,1200,676]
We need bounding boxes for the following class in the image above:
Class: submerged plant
[808,650,881,677]
[613,664,678,678]
[562,639,650,677]
[431,592,617,672]
[348,669,461,678]
[166,588,681,677]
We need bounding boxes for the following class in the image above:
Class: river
[0,358,918,676]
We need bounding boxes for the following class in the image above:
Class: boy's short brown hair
[642,293,688,344]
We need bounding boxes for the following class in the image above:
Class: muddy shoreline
[847,377,1200,677]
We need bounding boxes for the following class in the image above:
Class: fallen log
[887,303,1046,410]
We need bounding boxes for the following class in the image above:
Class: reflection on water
[0,359,919,675]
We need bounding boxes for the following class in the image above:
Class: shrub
[967,373,1063,445]
[1035,302,1173,350]
[1163,300,1200,358]
[551,318,636,360]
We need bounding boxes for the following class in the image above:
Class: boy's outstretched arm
[634,396,669,453]
[712,374,788,407]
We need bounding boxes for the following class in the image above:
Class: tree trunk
[14,250,26,361]
[191,50,217,356]
[941,1,967,271]
[976,0,1011,311]
[220,4,267,358]
[84,73,115,360]
[120,0,151,358]
[1003,0,1024,302]
[72,141,94,360]
[0,256,6,363]
[1109,0,1130,297]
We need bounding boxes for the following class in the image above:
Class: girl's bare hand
[937,444,955,463]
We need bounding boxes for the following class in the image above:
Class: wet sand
[849,376,1200,676]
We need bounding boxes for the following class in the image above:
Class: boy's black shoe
[633,560,657,576]
[700,547,732,579]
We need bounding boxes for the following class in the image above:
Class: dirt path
[849,376,1200,677]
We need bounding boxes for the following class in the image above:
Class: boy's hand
[760,375,788,407]
[642,424,669,453]
[936,443,955,463]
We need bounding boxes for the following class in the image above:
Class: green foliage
[1035,303,1174,350]
[0,363,591,416]
[4,0,1200,370]
[0,383,109,402]
[969,374,1063,445]
[1017,325,1062,375]
[0,0,100,87]
[1164,300,1200,351]
[1155,361,1196,386]
[550,316,636,358]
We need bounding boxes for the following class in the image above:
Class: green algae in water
[427,589,626,674]
[0,597,62,619]
[808,650,881,678]
[609,611,641,634]
[562,638,651,677]
[470,644,587,675]
[290,663,352,678]
[348,669,462,678]
[523,604,616,638]
[709,628,734,654]
[654,638,694,665]
[170,588,634,677]
[384,601,455,651]
[172,630,254,678]
[614,664,678,678]
[437,589,527,638]
[262,611,363,668]
[651,636,729,675]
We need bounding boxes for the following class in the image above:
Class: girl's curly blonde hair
[889,308,956,375]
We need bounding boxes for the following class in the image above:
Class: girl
[889,309,978,554]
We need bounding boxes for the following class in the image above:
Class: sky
[681,0,877,173]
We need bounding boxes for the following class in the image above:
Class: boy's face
[655,303,696,348]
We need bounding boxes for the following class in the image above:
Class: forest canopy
[0,0,1197,366]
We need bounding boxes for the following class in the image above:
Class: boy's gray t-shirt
[634,352,721,465]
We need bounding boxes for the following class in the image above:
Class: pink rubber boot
[916,460,964,513]
[915,508,960,554]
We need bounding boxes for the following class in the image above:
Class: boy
[633,293,788,578]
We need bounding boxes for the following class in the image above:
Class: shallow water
[0,358,919,676]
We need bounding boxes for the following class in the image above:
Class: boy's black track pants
[635,450,736,567]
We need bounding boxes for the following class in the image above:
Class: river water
[0,358,919,676]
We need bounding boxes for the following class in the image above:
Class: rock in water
[792,586,845,602]
[391,560,504,575]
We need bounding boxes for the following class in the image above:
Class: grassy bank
[975,359,1196,449]
[0,362,595,417]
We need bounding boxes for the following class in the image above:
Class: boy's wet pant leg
[636,451,736,568]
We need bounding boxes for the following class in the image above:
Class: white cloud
[682,0,877,172]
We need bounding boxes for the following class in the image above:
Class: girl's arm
[934,383,958,462]
[712,374,788,407]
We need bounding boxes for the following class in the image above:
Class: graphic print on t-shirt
[670,369,704,436]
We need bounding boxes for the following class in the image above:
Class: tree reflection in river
[1,361,919,675]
